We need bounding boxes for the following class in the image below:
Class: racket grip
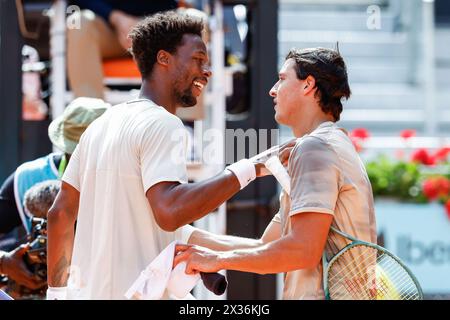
[200,272,228,295]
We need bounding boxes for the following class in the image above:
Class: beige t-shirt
[62,99,196,299]
[273,121,377,300]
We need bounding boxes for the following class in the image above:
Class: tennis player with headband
[175,47,377,300]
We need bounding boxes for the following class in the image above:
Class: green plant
[349,128,450,216]
[366,155,426,203]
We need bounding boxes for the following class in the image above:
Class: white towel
[125,241,200,300]
[265,156,291,195]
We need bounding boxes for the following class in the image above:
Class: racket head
[324,241,423,300]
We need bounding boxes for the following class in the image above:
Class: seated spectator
[67,0,178,99]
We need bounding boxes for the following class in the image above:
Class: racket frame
[323,226,424,300]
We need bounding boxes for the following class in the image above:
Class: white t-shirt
[273,121,377,300]
[62,99,196,299]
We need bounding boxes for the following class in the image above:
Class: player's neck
[139,79,178,115]
[291,113,335,138]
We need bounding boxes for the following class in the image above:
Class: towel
[125,241,228,299]
[265,156,291,195]
[125,241,199,300]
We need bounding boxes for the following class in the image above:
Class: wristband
[46,286,67,300]
[226,159,256,190]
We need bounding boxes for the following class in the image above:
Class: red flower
[350,128,370,141]
[445,199,450,220]
[411,148,436,166]
[423,179,439,200]
[400,129,416,140]
[422,177,450,201]
[433,147,450,163]
[436,177,450,197]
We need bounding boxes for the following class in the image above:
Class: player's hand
[173,244,222,274]
[2,245,46,290]
[250,138,296,177]
[254,162,271,178]
[278,138,297,167]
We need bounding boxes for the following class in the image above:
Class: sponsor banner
[375,200,450,294]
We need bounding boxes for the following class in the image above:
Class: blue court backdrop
[375,200,450,297]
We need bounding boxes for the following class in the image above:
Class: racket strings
[376,254,419,299]
[330,251,420,300]
[327,245,421,300]
[376,253,421,299]
[330,252,417,300]
[328,246,378,299]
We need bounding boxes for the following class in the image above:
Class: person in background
[0,98,108,290]
[67,0,178,99]
[0,245,44,291]
[0,180,61,297]
[0,97,108,237]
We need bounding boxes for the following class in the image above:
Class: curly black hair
[286,47,351,121]
[129,10,204,79]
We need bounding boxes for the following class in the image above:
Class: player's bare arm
[174,212,333,274]
[47,182,79,287]
[185,218,282,252]
[148,139,296,232]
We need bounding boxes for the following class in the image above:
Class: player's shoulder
[150,109,185,134]
[294,134,331,154]
[127,99,185,130]
[159,109,184,128]
[290,135,340,170]
[295,123,348,155]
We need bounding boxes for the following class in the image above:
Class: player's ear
[303,75,316,95]
[156,50,171,67]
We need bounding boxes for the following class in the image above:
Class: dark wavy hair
[129,11,204,79]
[286,47,351,121]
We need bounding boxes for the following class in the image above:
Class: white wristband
[226,159,256,190]
[46,286,67,300]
